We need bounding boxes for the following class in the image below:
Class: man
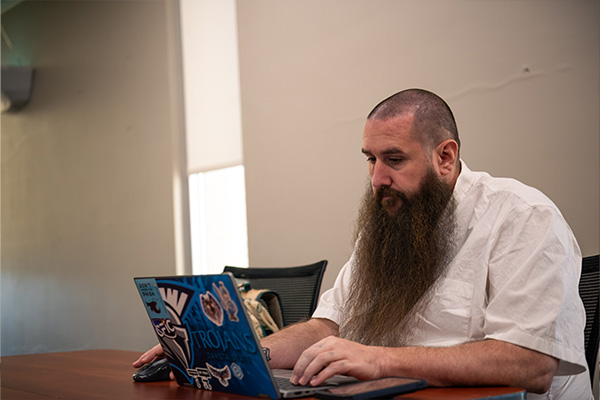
[135,89,592,399]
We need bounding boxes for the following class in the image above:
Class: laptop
[134,273,357,399]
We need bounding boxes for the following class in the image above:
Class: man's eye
[366,157,376,164]
[388,158,403,165]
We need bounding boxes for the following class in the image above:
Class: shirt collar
[452,160,477,205]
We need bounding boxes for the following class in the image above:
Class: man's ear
[433,139,458,177]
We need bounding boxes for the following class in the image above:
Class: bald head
[368,89,460,157]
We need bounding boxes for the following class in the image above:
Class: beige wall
[1,0,190,355]
[237,0,599,295]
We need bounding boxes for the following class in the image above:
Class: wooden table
[1,350,525,399]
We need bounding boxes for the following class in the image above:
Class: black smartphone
[314,377,426,400]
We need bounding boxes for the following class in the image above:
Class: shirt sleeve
[311,254,356,324]
[483,203,586,375]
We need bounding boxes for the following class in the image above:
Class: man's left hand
[290,336,384,386]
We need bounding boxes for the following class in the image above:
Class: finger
[133,356,151,368]
[292,336,344,384]
[132,344,163,368]
[132,356,147,368]
[309,360,348,386]
[290,340,329,384]
[295,348,340,386]
[306,349,354,386]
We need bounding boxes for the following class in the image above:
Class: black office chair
[579,254,599,383]
[224,260,327,326]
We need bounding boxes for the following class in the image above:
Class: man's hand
[290,336,384,386]
[262,318,339,369]
[132,344,165,368]
[289,338,557,394]
[132,344,176,381]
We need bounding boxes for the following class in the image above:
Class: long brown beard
[339,168,456,346]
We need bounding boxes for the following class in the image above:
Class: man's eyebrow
[361,147,406,155]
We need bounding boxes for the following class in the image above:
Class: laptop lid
[134,274,281,399]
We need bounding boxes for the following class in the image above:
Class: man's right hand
[132,343,165,368]
[261,318,339,369]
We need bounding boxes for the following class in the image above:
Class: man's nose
[370,162,392,189]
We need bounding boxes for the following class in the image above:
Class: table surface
[1,350,526,400]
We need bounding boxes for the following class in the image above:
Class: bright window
[188,165,249,274]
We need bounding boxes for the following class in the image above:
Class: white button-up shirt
[313,161,592,400]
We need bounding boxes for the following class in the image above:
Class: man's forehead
[364,113,415,136]
[362,113,419,149]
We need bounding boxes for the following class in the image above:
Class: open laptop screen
[135,274,280,399]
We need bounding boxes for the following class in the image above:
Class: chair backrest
[579,254,599,383]
[224,260,327,326]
